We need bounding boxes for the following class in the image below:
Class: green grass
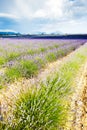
[20,60,39,78]
[0,85,3,89]
[34,57,45,68]
[54,44,59,48]
[5,67,22,82]
[0,52,20,66]
[4,60,39,82]
[56,49,66,57]
[48,45,55,49]
[0,58,44,87]
[3,77,69,130]
[27,45,62,56]
[27,47,47,55]
[1,45,87,129]
[38,47,47,53]
[0,57,6,65]
[46,53,57,62]
[6,52,20,61]
[27,49,37,55]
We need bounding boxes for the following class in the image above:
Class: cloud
[14,0,66,19]
[0,29,17,33]
[38,19,87,34]
[1,0,87,21]
[14,0,87,22]
[0,0,87,33]
[0,13,19,20]
[33,0,65,19]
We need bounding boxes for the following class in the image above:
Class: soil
[70,62,87,130]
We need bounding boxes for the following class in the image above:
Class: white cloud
[13,0,87,21]
[45,0,64,18]
[14,0,68,19]
[0,29,17,32]
[0,13,19,20]
[38,19,87,34]
[34,0,65,18]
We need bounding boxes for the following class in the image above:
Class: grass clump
[46,53,57,62]
[27,48,47,55]
[6,52,20,61]
[48,44,59,50]
[4,75,70,130]
[57,50,65,58]
[0,85,3,89]
[0,57,5,65]
[35,57,45,68]
[20,60,38,78]
[27,49,36,55]
[5,60,39,81]
[54,44,59,48]
[48,46,54,50]
[39,47,47,53]
[5,67,21,82]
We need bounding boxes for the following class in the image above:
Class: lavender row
[0,39,86,67]
[0,39,86,86]
[0,39,86,56]
[5,40,86,68]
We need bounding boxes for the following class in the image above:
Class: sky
[0,0,87,34]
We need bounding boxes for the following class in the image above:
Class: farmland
[0,38,87,129]
[0,39,86,86]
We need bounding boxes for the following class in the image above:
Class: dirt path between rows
[69,62,87,130]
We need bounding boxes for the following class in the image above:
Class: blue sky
[0,0,87,34]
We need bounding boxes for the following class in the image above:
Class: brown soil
[70,62,87,130]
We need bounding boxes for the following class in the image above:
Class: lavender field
[0,39,86,66]
[0,38,87,130]
[0,38,86,87]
